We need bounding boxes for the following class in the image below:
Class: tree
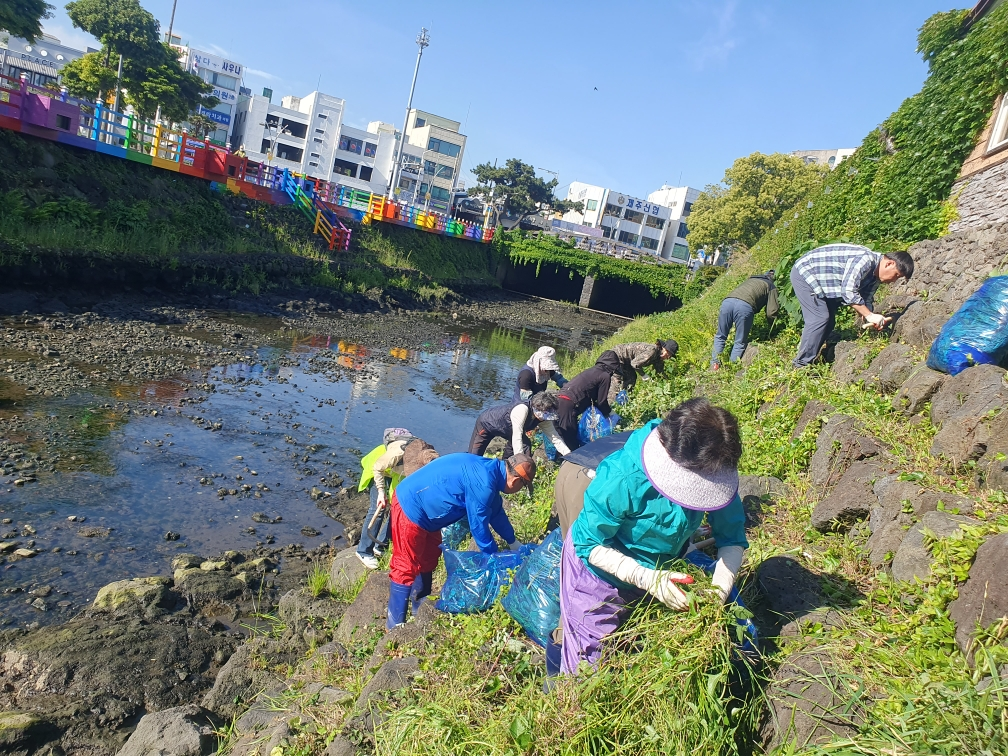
[64,0,214,120]
[182,112,212,140]
[469,158,583,227]
[686,152,827,256]
[0,0,52,42]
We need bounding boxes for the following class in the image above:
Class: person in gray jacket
[711,271,779,368]
[610,339,677,391]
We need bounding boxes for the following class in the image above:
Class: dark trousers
[556,397,582,452]
[712,297,755,364]
[356,485,390,557]
[468,420,520,459]
[791,267,841,367]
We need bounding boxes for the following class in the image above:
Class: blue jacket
[394,453,517,553]
[571,420,748,589]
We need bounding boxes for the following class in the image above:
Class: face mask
[535,410,559,422]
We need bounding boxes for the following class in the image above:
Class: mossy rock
[92,576,172,615]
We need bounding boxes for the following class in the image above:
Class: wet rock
[948,533,1008,655]
[0,710,51,750]
[171,553,203,570]
[301,526,321,537]
[117,704,219,756]
[251,512,280,524]
[92,576,173,616]
[893,365,946,416]
[13,548,38,558]
[334,571,390,646]
[77,526,112,538]
[0,540,20,553]
[330,547,369,592]
[761,651,866,750]
[164,531,181,541]
[809,415,885,489]
[891,511,978,583]
[175,569,245,608]
[831,341,873,384]
[199,559,227,571]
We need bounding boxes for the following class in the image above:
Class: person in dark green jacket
[711,271,779,368]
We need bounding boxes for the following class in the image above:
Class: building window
[682,201,693,215]
[677,222,689,238]
[617,230,639,245]
[423,159,436,175]
[427,137,461,158]
[315,128,325,134]
[602,203,622,217]
[310,152,320,158]
[601,225,614,239]
[212,72,238,90]
[364,142,377,157]
[419,183,451,201]
[640,236,659,251]
[260,138,271,154]
[987,94,1008,152]
[338,135,362,154]
[359,165,373,182]
[275,143,303,162]
[828,155,836,167]
[280,119,307,139]
[265,114,279,129]
[308,162,319,168]
[585,199,598,211]
[313,138,323,144]
[333,157,357,177]
[317,113,327,119]
[646,215,665,229]
[672,243,690,261]
[623,208,645,224]
[435,164,454,179]
[414,117,426,128]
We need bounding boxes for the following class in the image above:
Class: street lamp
[387,27,430,198]
[260,119,291,167]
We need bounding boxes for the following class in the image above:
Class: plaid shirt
[793,244,881,306]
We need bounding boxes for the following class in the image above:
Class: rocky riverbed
[0,285,622,754]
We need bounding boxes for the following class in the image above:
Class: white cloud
[689,1,739,71]
[40,21,98,53]
[245,68,281,82]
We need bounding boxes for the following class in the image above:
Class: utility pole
[167,0,179,45]
[387,27,430,199]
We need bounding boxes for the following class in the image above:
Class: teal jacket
[570,419,748,589]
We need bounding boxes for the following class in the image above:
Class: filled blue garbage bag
[502,528,563,647]
[441,518,471,550]
[926,276,1008,376]
[578,406,616,445]
[436,544,534,614]
[683,550,760,654]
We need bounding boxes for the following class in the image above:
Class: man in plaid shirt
[790,243,914,367]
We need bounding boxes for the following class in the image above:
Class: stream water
[0,313,615,628]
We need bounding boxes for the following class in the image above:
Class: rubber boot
[545,638,562,677]
[386,580,412,630]
[411,571,433,614]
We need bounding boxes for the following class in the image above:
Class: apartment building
[562,182,700,263]
[0,32,87,88]
[231,89,346,182]
[331,121,396,195]
[174,46,245,146]
[393,108,467,212]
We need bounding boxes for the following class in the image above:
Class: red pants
[389,493,442,586]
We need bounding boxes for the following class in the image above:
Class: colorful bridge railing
[0,73,494,247]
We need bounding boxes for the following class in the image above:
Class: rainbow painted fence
[0,74,494,248]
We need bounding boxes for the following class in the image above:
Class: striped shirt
[793,244,881,306]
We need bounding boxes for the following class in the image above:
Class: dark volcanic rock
[948,533,1008,655]
[117,704,219,756]
[811,461,882,533]
[809,415,885,489]
[891,511,978,583]
[831,341,873,384]
[762,651,867,751]
[893,365,946,416]
[757,555,829,631]
[862,343,917,393]
[792,400,835,440]
[334,571,390,647]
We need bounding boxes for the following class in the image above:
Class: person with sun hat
[556,397,748,675]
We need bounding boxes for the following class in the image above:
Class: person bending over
[469,392,571,459]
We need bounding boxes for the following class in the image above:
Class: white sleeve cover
[510,404,530,455]
[537,420,571,457]
[711,545,745,603]
[588,545,690,610]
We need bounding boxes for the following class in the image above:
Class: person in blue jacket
[386,452,536,629]
[558,397,747,674]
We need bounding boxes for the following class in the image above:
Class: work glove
[589,545,692,611]
[862,312,890,330]
[507,540,522,551]
[709,545,745,603]
[375,491,387,513]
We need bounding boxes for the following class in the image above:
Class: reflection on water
[0,317,610,627]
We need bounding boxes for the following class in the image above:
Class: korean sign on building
[614,194,661,216]
[199,105,231,125]
[212,86,236,103]
[188,49,243,80]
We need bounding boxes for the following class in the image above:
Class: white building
[0,32,88,88]
[231,89,346,183]
[331,121,397,195]
[791,148,856,169]
[562,182,700,263]
[173,45,245,146]
[393,109,467,212]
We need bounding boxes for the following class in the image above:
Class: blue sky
[43,1,956,197]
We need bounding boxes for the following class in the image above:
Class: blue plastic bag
[578,406,614,445]
[436,544,534,614]
[536,430,558,461]
[501,529,563,647]
[441,519,471,550]
[926,276,1008,376]
[683,550,759,654]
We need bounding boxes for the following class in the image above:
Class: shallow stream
[0,312,613,627]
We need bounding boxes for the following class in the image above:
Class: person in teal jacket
[559,397,747,674]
